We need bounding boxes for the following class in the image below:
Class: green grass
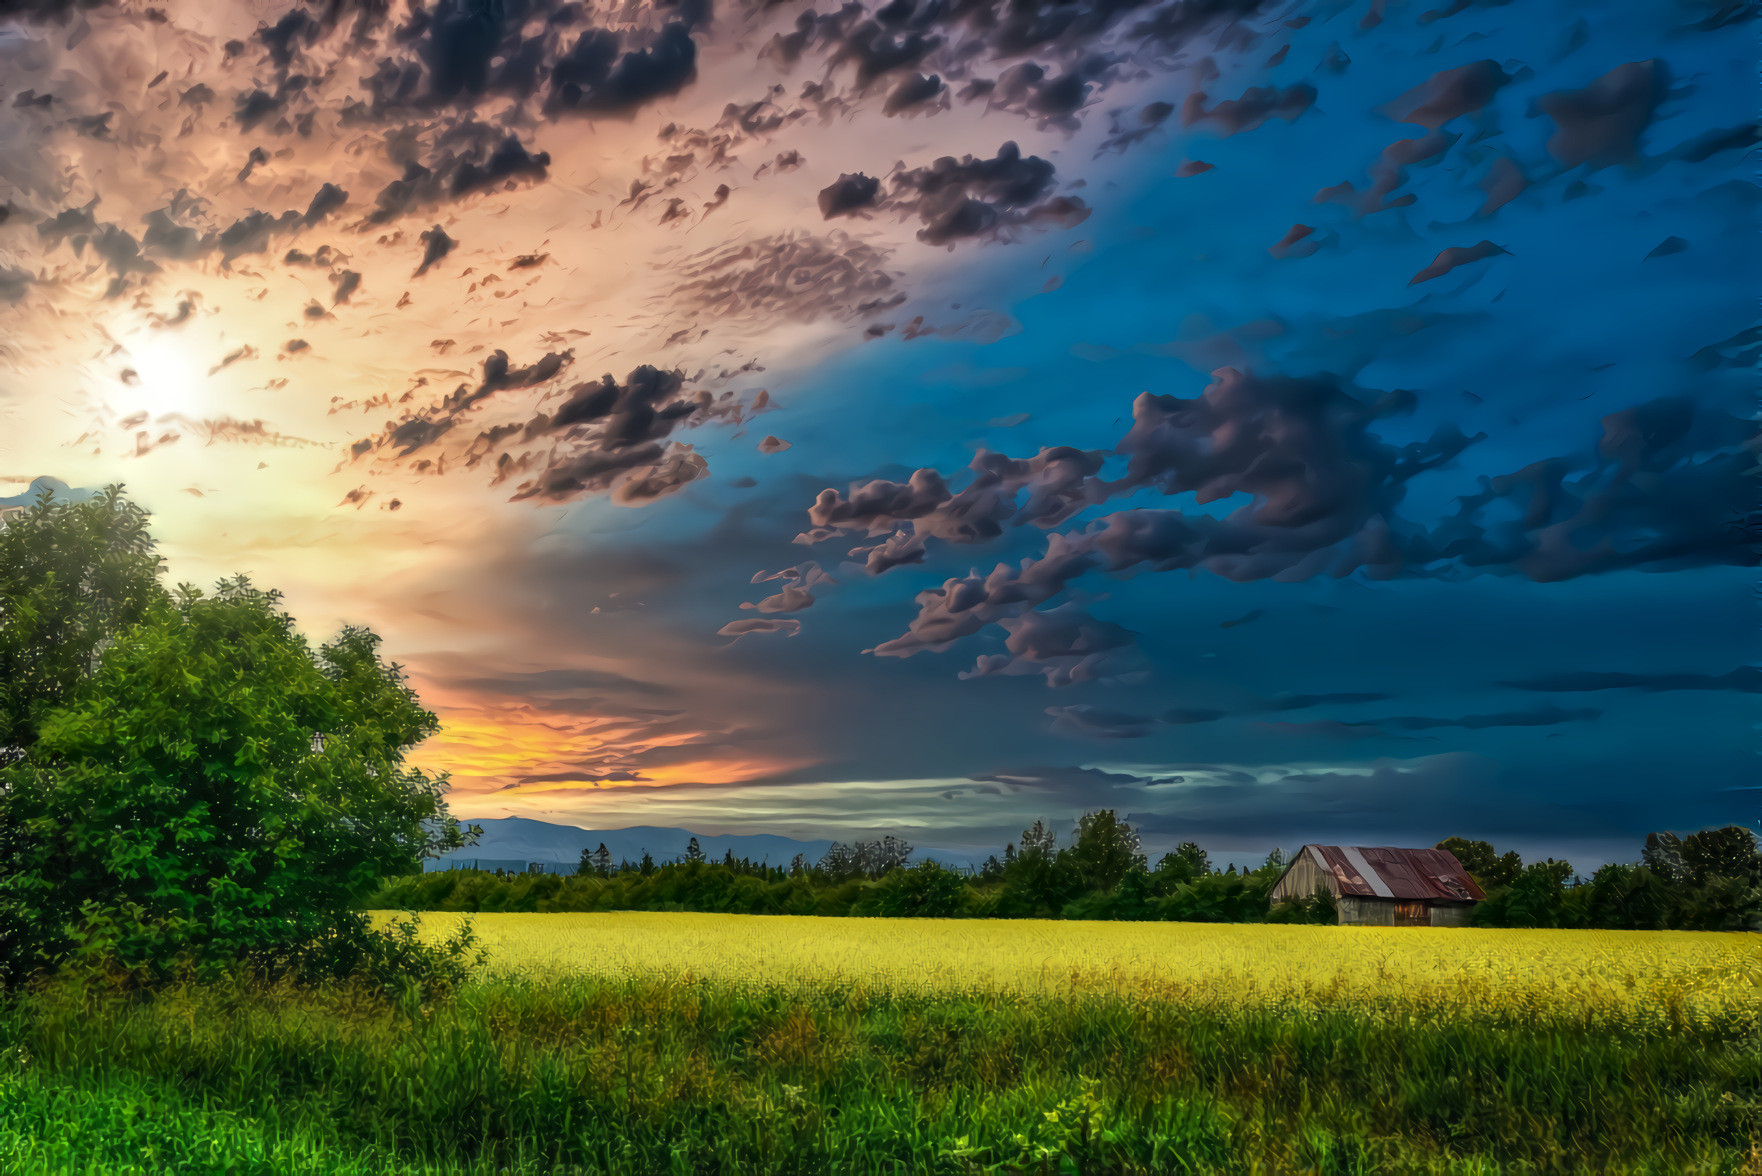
[2,967,1758,1175]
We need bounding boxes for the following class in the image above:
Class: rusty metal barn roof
[1296,845,1486,903]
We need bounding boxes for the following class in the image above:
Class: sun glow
[119,335,204,417]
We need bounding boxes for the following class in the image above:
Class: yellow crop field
[369,910,1762,1022]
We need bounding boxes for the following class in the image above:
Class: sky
[0,0,1755,872]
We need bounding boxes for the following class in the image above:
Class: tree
[0,576,478,986]
[868,860,968,918]
[978,854,1004,883]
[1067,810,1146,893]
[1680,825,1760,887]
[1436,837,1521,890]
[1171,842,1210,877]
[0,484,167,765]
[1642,831,1690,885]
[1003,843,1017,867]
[591,844,612,877]
[851,834,913,877]
[789,853,807,877]
[1019,819,1057,861]
[817,842,855,878]
[639,851,655,876]
[1262,847,1287,872]
[684,837,704,864]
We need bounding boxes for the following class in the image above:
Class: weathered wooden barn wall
[1337,896,1394,926]
[1428,904,1475,927]
[1268,852,1330,903]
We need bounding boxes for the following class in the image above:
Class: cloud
[1380,60,1511,128]
[414,225,457,276]
[1182,84,1316,136]
[1376,706,1603,730]
[818,173,881,217]
[668,231,902,325]
[821,142,1090,246]
[1536,59,1668,169]
[1499,667,1762,694]
[717,617,802,639]
[1408,240,1506,285]
[1045,704,1158,739]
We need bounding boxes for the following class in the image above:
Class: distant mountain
[427,816,994,874]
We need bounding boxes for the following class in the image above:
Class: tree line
[375,813,1762,931]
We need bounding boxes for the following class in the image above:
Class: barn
[1268,845,1486,927]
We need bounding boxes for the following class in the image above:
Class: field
[368,910,1762,1019]
[2,913,1758,1175]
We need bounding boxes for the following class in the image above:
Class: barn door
[1393,901,1428,926]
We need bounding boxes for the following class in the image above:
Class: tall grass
[4,964,1759,1175]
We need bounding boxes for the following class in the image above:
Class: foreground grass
[4,959,1760,1175]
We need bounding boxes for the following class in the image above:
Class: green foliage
[0,485,168,764]
[1266,885,1339,925]
[1474,859,1573,928]
[1680,825,1761,887]
[0,575,477,987]
[1150,870,1274,923]
[1064,809,1147,894]
[2,968,1754,1175]
[1436,837,1522,890]
[1579,863,1674,930]
[859,859,971,918]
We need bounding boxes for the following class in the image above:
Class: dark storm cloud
[1380,60,1512,128]
[357,350,770,506]
[1499,667,1761,694]
[545,23,700,116]
[363,130,549,225]
[1095,100,1176,155]
[959,603,1140,686]
[0,266,30,304]
[882,71,947,116]
[1181,83,1315,136]
[1317,130,1458,218]
[817,173,882,218]
[1535,59,1668,169]
[796,358,1755,680]
[1431,395,1758,582]
[818,142,1089,245]
[414,224,455,275]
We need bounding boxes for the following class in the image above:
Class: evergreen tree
[591,843,612,877]
[789,853,807,877]
[685,837,704,864]
[639,851,655,876]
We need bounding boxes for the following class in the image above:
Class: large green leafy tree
[1066,809,1147,894]
[0,485,167,764]
[0,520,477,983]
[1436,837,1522,890]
